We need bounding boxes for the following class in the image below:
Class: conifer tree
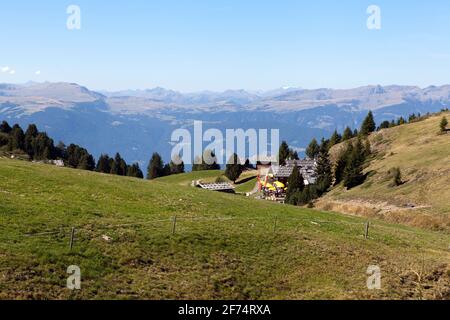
[127,163,144,179]
[316,140,332,195]
[96,154,111,173]
[334,142,353,186]
[278,141,290,165]
[24,124,39,158]
[360,111,376,135]
[8,124,25,151]
[78,153,96,171]
[192,150,220,171]
[33,132,55,160]
[288,149,299,160]
[55,141,67,160]
[225,153,243,183]
[364,139,372,157]
[169,154,185,174]
[378,121,390,130]
[192,156,203,172]
[342,126,353,141]
[66,144,95,170]
[305,138,320,159]
[343,138,366,189]
[147,152,165,179]
[0,121,12,134]
[329,130,341,147]
[286,164,305,204]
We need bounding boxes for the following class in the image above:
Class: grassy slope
[0,158,449,300]
[156,170,224,186]
[318,112,450,231]
[157,169,258,193]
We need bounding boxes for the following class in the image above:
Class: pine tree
[0,133,8,147]
[8,124,25,151]
[55,141,67,160]
[119,158,128,176]
[334,142,353,186]
[440,116,448,133]
[169,154,185,175]
[127,163,144,179]
[33,132,55,160]
[192,156,203,172]
[278,141,290,165]
[342,126,353,141]
[408,113,417,123]
[315,140,332,195]
[108,158,115,173]
[378,121,390,130]
[288,149,299,160]
[66,144,94,170]
[192,150,220,171]
[111,153,127,176]
[0,121,12,134]
[147,152,165,179]
[364,139,371,157]
[305,138,320,159]
[329,130,341,147]
[163,163,171,176]
[343,138,366,189]
[360,111,376,135]
[24,124,39,158]
[225,153,243,183]
[286,164,305,204]
[96,154,111,173]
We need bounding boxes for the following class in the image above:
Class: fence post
[69,227,75,250]
[172,216,177,235]
[364,222,370,239]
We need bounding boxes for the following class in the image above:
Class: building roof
[249,154,278,165]
[270,159,318,184]
[197,182,235,191]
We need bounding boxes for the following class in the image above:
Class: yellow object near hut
[274,181,285,188]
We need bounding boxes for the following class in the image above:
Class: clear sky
[1,0,450,92]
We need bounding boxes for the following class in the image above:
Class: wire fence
[1,213,447,252]
[0,214,448,299]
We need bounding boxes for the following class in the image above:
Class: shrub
[388,167,403,187]
[440,116,448,133]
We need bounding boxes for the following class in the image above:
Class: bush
[388,167,403,187]
[215,176,228,183]
[288,185,318,206]
[440,116,448,133]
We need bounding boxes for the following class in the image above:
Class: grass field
[157,169,258,194]
[0,158,449,299]
[318,112,450,231]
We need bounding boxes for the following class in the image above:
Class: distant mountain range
[1,82,449,166]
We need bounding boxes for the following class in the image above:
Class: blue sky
[1,0,450,92]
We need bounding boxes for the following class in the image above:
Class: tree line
[283,111,376,206]
[281,109,449,207]
[2,109,446,183]
[0,120,187,180]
